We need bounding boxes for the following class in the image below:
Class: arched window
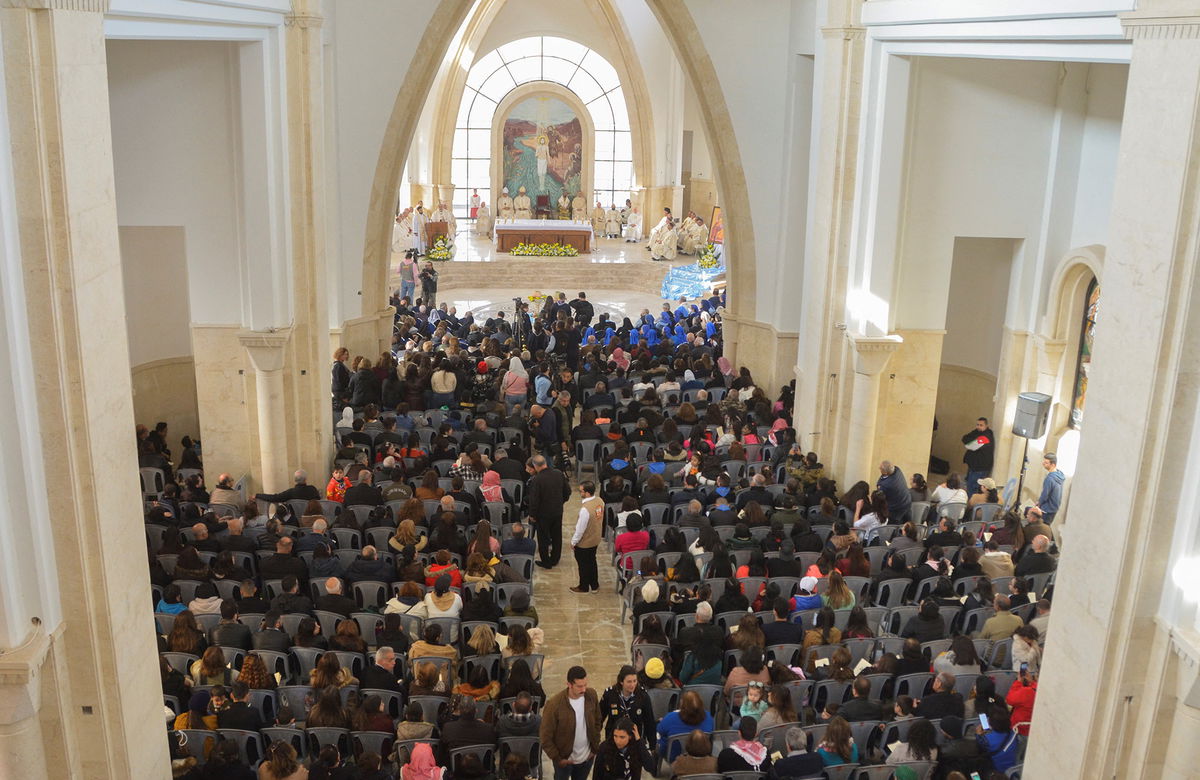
[1069,277,1099,429]
[451,36,634,217]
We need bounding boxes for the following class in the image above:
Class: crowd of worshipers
[139,282,1054,778]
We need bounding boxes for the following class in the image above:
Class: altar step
[436,255,677,297]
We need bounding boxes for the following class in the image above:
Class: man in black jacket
[839,676,884,722]
[217,682,264,732]
[359,647,402,692]
[1014,534,1058,577]
[269,575,314,615]
[314,577,357,617]
[735,474,774,510]
[210,599,252,650]
[915,672,965,719]
[760,598,805,646]
[527,455,570,569]
[220,517,257,554]
[924,517,965,550]
[343,471,384,507]
[250,612,292,653]
[936,715,989,776]
[344,546,395,584]
[235,580,270,614]
[570,291,595,326]
[769,727,824,780]
[259,537,309,588]
[673,601,723,670]
[254,469,322,505]
[439,696,498,765]
[961,417,995,495]
[492,449,527,483]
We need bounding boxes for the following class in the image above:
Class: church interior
[3,0,1200,778]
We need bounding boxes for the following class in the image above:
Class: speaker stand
[1011,436,1031,512]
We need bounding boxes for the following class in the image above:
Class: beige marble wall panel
[875,329,944,481]
[130,356,201,441]
[192,324,256,482]
[930,364,995,479]
[688,176,718,230]
[724,316,798,396]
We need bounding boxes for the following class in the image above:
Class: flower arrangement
[697,243,721,270]
[509,242,579,257]
[427,236,454,261]
[527,291,548,305]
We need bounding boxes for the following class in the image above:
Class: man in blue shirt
[1037,451,1066,524]
[876,460,912,524]
[534,365,554,406]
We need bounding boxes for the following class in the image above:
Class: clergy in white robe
[571,192,587,221]
[469,189,481,218]
[591,202,606,234]
[624,207,642,242]
[649,218,678,261]
[392,209,412,253]
[431,201,456,236]
[475,202,493,236]
[605,206,620,238]
[513,186,533,219]
[646,208,672,248]
[411,205,428,253]
[497,187,515,220]
[681,217,707,255]
[557,194,571,219]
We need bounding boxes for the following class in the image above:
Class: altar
[494,219,593,253]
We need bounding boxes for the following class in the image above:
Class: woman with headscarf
[672,323,688,347]
[172,689,216,731]
[422,573,463,618]
[400,742,444,780]
[499,358,528,414]
[767,418,789,447]
[612,347,631,372]
[478,471,506,505]
[717,356,734,379]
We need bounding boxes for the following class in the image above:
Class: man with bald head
[344,545,394,583]
[220,516,256,554]
[527,454,570,570]
[209,473,243,509]
[190,522,221,553]
[259,535,308,586]
[294,518,336,553]
[315,576,357,617]
[1014,533,1057,577]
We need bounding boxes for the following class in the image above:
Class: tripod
[1010,436,1031,513]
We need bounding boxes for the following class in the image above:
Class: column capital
[0,626,50,725]
[0,0,108,9]
[1122,4,1200,39]
[239,329,291,373]
[848,333,902,376]
[285,13,324,30]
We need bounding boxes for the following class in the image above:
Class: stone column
[285,4,333,481]
[842,334,901,485]
[241,331,290,493]
[1025,4,1200,776]
[1,0,170,776]
[793,5,865,463]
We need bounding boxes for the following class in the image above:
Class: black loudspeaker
[1012,392,1052,439]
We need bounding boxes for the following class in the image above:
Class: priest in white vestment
[681,216,707,255]
[475,202,493,236]
[591,202,606,234]
[497,187,515,220]
[514,186,533,219]
[624,207,642,242]
[571,192,587,221]
[411,204,428,254]
[649,217,678,261]
[646,207,672,248]
[605,205,620,238]
[392,208,412,253]
[557,193,571,220]
[431,201,456,236]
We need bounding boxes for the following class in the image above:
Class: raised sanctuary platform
[493,218,593,253]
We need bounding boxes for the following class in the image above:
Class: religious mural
[502,95,583,209]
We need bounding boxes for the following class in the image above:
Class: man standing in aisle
[570,481,604,593]
[527,454,570,570]
[1037,452,1065,524]
[877,460,912,525]
[542,666,601,780]
[961,417,995,494]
